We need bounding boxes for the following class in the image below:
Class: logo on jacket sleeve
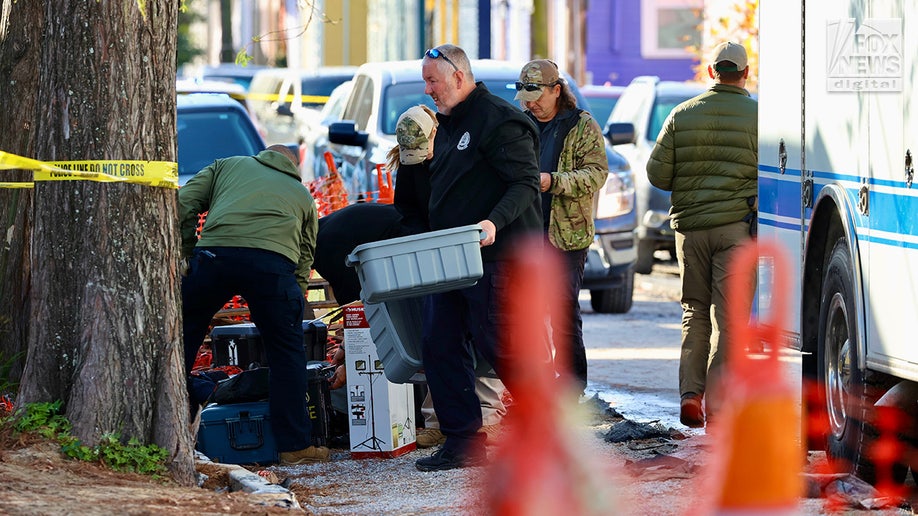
[457,131,471,150]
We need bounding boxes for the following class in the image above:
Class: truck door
[864,6,918,374]
[757,0,804,344]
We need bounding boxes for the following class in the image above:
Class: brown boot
[680,394,705,428]
[279,445,330,465]
[416,428,446,448]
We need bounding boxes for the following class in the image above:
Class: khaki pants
[421,376,507,428]
[675,221,755,411]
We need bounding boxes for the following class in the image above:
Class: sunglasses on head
[425,48,459,72]
[515,81,554,92]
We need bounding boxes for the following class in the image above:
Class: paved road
[581,260,684,428]
[577,260,914,515]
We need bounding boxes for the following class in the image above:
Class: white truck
[759,1,918,483]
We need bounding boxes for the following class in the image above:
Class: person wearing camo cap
[515,59,608,398]
[386,104,437,169]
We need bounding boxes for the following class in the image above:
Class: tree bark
[15,1,194,484]
[0,0,40,396]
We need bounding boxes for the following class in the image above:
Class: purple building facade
[585,0,701,86]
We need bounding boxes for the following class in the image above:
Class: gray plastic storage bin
[363,298,496,384]
[346,225,484,303]
[363,298,425,383]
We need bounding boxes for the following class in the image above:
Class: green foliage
[11,401,72,439]
[0,350,24,395]
[234,49,254,67]
[3,401,168,477]
[59,434,96,462]
[95,435,169,475]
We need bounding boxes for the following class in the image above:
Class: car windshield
[177,110,264,183]
[380,79,569,134]
[646,95,693,143]
[301,76,354,109]
[585,96,618,127]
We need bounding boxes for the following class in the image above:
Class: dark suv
[318,59,637,313]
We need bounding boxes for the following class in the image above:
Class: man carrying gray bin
[410,44,545,471]
[178,144,329,465]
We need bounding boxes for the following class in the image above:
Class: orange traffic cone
[481,238,620,515]
[693,241,804,515]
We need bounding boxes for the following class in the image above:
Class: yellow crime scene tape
[0,151,178,189]
[243,92,331,104]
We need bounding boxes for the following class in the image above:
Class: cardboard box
[344,304,416,458]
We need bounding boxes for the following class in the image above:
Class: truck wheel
[589,271,634,314]
[633,239,655,275]
[817,238,904,484]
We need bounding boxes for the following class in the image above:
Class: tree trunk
[0,0,41,396]
[15,1,194,484]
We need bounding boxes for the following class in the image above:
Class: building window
[641,0,702,58]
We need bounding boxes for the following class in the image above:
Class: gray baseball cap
[713,41,748,72]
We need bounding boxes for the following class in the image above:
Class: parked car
[247,66,358,145]
[299,80,353,182]
[177,77,250,109]
[320,59,637,313]
[579,84,625,129]
[178,63,269,91]
[176,93,266,185]
[605,76,707,274]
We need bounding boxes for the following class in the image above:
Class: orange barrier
[307,153,395,214]
[696,240,803,514]
[307,152,349,216]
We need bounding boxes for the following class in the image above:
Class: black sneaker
[415,446,484,472]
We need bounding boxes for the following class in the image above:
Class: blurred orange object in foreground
[482,239,619,515]
[696,241,803,515]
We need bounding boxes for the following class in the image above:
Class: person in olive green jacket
[179,144,326,464]
[646,42,757,429]
[517,59,608,396]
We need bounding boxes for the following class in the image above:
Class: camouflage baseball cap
[396,106,435,165]
[514,59,561,102]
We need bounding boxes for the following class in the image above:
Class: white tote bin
[345,225,484,303]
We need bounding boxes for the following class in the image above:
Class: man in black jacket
[412,44,543,471]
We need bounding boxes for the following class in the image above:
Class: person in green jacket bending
[179,144,326,464]
[646,42,758,429]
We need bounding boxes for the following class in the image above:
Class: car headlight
[595,170,635,219]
